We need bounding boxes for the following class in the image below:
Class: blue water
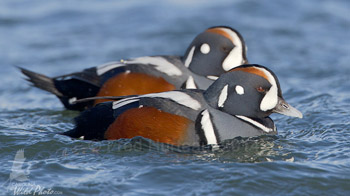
[1,0,349,195]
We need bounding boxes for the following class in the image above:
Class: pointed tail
[18,67,63,97]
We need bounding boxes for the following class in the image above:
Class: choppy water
[1,0,349,195]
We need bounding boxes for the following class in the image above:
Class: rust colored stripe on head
[206,28,233,43]
[105,107,192,146]
[230,67,269,81]
[94,72,176,105]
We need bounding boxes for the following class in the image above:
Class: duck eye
[221,46,231,53]
[256,87,266,93]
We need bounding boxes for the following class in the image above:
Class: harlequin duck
[20,26,248,111]
[62,64,302,146]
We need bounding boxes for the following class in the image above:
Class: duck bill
[272,97,303,118]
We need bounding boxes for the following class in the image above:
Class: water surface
[1,0,349,195]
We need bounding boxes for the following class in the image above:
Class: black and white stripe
[185,76,197,89]
[97,56,183,77]
[196,109,220,145]
[235,115,275,133]
[97,61,125,75]
[112,91,202,111]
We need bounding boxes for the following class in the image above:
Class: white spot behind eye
[235,85,244,95]
[200,43,210,54]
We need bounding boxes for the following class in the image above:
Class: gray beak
[272,97,303,118]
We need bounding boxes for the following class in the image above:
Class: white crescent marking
[185,76,197,89]
[254,67,278,111]
[201,110,218,145]
[184,46,195,68]
[221,28,244,71]
[218,85,228,108]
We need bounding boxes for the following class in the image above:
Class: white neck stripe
[218,84,228,108]
[184,46,195,68]
[185,76,197,89]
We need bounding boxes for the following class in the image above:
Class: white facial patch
[200,43,210,54]
[235,85,244,95]
[185,76,197,89]
[221,28,244,71]
[254,67,278,111]
[184,46,195,68]
[201,110,218,145]
[218,84,228,108]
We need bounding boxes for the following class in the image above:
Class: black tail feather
[61,102,115,140]
[19,67,63,97]
[60,128,83,139]
[19,67,100,111]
